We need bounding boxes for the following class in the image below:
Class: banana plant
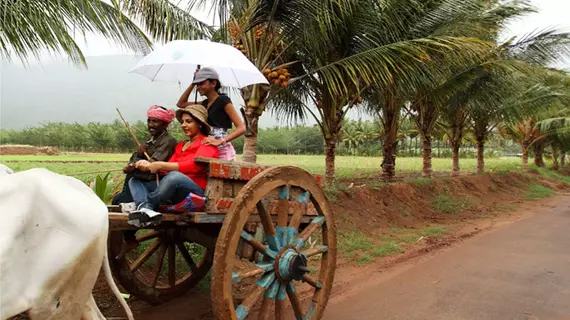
[90,173,115,204]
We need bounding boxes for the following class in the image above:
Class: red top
[166,136,219,190]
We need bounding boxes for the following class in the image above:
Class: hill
[0,55,281,129]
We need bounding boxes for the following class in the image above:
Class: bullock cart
[107,157,337,320]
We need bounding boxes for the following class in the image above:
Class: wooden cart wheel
[211,166,337,320]
[108,227,215,304]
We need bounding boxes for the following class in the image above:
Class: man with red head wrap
[112,105,178,258]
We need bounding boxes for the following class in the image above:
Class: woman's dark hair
[208,79,221,92]
[190,114,210,136]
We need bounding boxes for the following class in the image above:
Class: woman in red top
[128,105,218,226]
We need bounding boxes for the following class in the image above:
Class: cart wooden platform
[107,157,337,320]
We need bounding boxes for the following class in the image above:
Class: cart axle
[276,249,310,281]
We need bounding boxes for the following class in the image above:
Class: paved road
[324,198,570,320]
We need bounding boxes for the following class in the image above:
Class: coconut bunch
[263,68,291,88]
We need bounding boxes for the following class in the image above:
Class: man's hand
[123,163,136,174]
[135,160,151,172]
[137,144,147,156]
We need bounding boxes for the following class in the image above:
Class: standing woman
[177,67,246,161]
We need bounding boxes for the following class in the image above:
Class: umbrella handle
[194,64,201,103]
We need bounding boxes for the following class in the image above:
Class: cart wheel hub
[276,249,309,281]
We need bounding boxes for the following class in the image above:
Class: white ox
[0,166,134,320]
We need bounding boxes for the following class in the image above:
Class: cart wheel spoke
[296,216,325,249]
[302,274,323,289]
[257,296,273,320]
[129,238,161,272]
[289,191,310,231]
[235,285,265,320]
[256,202,279,251]
[168,243,176,287]
[302,245,329,258]
[275,298,286,320]
[136,230,163,242]
[232,262,274,284]
[151,244,168,288]
[176,241,198,274]
[276,185,290,247]
[286,283,304,318]
[241,231,276,259]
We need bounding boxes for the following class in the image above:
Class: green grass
[372,241,403,257]
[0,152,127,161]
[399,235,421,243]
[390,227,414,235]
[1,153,524,179]
[409,177,433,188]
[357,254,373,265]
[431,193,471,214]
[535,167,570,184]
[339,231,373,251]
[495,204,517,212]
[339,225,450,264]
[525,184,555,200]
[419,226,447,238]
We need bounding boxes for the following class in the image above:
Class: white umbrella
[129,40,268,88]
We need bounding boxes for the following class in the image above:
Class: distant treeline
[0,120,518,157]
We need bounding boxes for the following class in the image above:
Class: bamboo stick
[66,169,123,177]
[116,108,160,186]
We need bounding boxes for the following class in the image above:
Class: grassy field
[1,153,526,181]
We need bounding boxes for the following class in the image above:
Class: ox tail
[103,247,134,320]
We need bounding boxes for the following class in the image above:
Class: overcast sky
[37,0,570,68]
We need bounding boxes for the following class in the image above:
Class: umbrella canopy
[129,40,268,88]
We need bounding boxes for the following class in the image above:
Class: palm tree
[500,73,570,169]
[267,0,500,182]
[403,0,541,177]
[441,102,470,176]
[501,118,539,168]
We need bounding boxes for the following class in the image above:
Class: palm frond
[505,28,570,66]
[120,0,213,42]
[1,0,152,67]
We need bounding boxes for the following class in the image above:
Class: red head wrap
[147,105,175,124]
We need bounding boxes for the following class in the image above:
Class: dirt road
[324,195,570,320]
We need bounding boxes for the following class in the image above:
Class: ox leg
[80,294,105,320]
[27,236,106,320]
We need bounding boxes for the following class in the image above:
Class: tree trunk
[381,131,398,181]
[240,85,270,163]
[381,98,400,181]
[560,151,566,168]
[476,138,485,174]
[242,111,259,163]
[325,138,337,184]
[552,148,559,171]
[533,144,545,167]
[521,141,529,169]
[422,136,432,178]
[451,142,460,177]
